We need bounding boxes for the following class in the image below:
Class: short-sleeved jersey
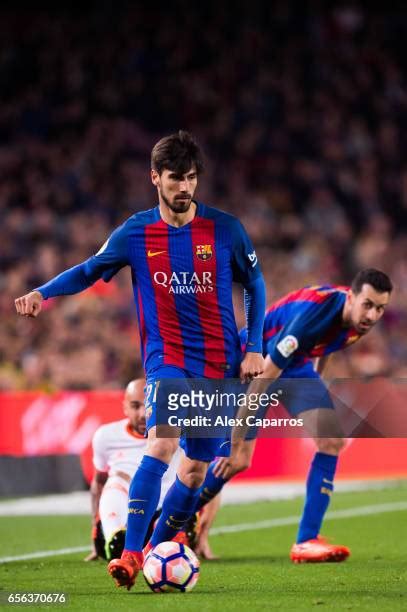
[92,419,181,506]
[241,285,361,370]
[86,202,261,377]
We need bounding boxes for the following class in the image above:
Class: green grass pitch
[1,483,406,611]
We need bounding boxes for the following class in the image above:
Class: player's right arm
[15,222,130,317]
[218,330,283,479]
[237,303,324,408]
[14,290,44,318]
[225,305,321,475]
[84,470,109,561]
[231,301,334,444]
[229,354,282,454]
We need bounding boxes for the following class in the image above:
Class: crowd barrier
[0,391,406,492]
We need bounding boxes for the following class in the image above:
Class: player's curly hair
[151,130,204,176]
[351,269,393,294]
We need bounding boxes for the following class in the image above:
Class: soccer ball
[143,541,200,593]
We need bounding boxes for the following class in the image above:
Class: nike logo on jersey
[147,250,166,257]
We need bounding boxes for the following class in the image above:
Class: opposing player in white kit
[85,379,182,561]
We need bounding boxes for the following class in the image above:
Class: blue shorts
[277,360,334,416]
[145,365,235,462]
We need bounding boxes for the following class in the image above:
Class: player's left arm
[230,218,266,382]
[85,427,109,560]
[240,277,266,381]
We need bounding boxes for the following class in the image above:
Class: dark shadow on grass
[124,586,271,596]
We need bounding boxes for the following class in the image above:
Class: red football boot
[107,550,143,590]
[172,530,188,545]
[142,529,188,563]
[290,535,350,563]
[142,541,154,562]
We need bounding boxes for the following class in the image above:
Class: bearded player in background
[191,269,392,563]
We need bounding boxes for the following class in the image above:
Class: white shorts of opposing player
[99,474,130,540]
[97,447,182,542]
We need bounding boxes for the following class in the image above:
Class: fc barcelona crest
[196,244,213,261]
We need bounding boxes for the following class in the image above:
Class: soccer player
[85,378,182,562]
[193,269,392,563]
[15,130,266,588]
[85,377,219,562]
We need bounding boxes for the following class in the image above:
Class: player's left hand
[239,352,264,383]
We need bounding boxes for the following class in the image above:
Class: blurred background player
[85,377,220,562]
[193,269,393,563]
[85,378,180,561]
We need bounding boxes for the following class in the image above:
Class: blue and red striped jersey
[241,285,360,370]
[87,202,262,377]
[264,285,360,369]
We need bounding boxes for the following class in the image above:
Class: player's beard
[161,190,193,214]
[356,319,373,334]
[134,419,146,435]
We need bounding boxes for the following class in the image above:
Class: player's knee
[147,437,178,463]
[316,437,345,455]
[181,470,206,488]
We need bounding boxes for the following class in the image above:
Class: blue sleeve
[243,277,266,353]
[238,327,248,351]
[230,218,262,285]
[35,223,129,299]
[266,299,338,369]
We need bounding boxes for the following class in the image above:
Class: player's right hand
[213,455,240,480]
[14,290,44,318]
[213,439,246,479]
[84,550,100,562]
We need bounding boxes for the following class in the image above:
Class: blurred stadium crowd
[1,2,406,390]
